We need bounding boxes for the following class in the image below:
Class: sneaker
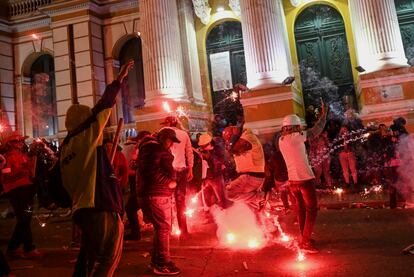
[299,242,319,254]
[153,261,181,276]
[24,249,43,259]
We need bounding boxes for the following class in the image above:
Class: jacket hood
[65,104,92,132]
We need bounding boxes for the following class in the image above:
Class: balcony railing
[8,0,52,17]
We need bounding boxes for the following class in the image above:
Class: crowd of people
[0,60,411,276]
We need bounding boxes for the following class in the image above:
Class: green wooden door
[395,0,414,65]
[206,21,246,124]
[295,5,355,110]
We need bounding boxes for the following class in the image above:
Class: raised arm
[307,99,328,139]
[91,60,134,114]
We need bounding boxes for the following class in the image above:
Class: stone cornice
[40,0,138,17]
[360,99,414,119]
[360,71,414,88]
[240,91,292,107]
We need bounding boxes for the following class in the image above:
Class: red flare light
[297,251,305,262]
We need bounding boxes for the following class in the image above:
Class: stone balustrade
[8,0,51,17]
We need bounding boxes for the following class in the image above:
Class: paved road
[1,201,413,277]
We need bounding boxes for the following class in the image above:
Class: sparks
[362,133,370,138]
[40,223,46,228]
[226,233,236,244]
[173,228,181,236]
[31,33,39,39]
[229,91,238,102]
[176,105,187,118]
[297,251,306,262]
[247,238,259,249]
[335,188,344,194]
[163,102,171,113]
[281,234,290,242]
[191,196,197,204]
[184,208,194,218]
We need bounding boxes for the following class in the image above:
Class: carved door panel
[295,4,355,109]
[395,0,414,64]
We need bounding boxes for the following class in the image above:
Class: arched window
[118,37,145,124]
[30,54,57,137]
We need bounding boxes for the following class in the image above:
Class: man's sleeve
[91,80,121,115]
[185,134,194,168]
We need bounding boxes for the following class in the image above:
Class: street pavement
[0,192,413,277]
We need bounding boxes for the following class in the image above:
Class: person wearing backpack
[1,131,40,259]
[60,60,133,277]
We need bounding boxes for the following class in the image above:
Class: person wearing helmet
[278,101,328,254]
[222,125,266,210]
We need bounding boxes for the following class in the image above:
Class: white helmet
[282,114,302,127]
[198,133,212,146]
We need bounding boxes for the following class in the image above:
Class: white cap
[282,114,302,127]
[198,133,212,146]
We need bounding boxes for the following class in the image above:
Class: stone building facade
[0,0,413,142]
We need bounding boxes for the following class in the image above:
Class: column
[178,0,205,105]
[239,0,291,89]
[349,0,407,73]
[141,0,188,106]
[0,39,16,131]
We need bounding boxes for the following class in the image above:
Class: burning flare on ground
[210,203,266,250]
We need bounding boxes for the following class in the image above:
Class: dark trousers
[174,169,188,234]
[289,179,318,244]
[202,176,226,208]
[0,251,11,275]
[140,196,172,265]
[73,209,123,277]
[125,175,140,238]
[384,167,405,208]
[7,185,36,252]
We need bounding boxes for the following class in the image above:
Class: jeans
[202,176,227,208]
[289,179,318,244]
[140,196,172,265]
[7,185,36,252]
[339,151,358,187]
[73,209,124,277]
[125,175,140,238]
[226,174,265,210]
[174,169,188,234]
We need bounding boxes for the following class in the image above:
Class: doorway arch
[294,4,356,114]
[206,20,246,125]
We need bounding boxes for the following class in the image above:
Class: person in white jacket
[278,102,328,254]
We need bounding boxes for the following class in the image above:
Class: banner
[210,51,233,92]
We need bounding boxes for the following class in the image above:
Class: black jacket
[137,136,176,197]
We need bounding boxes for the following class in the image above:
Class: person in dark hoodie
[60,60,134,276]
[137,128,181,276]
